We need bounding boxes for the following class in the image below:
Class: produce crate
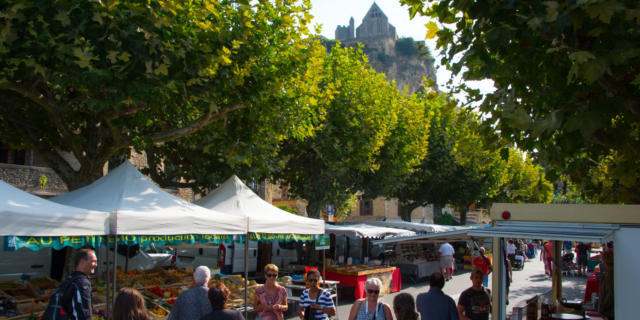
[26,276,59,295]
[145,297,170,319]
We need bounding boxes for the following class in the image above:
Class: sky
[308,0,494,98]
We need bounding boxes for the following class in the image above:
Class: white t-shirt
[439,242,455,256]
[507,243,517,255]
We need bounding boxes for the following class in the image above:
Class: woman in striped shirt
[298,269,336,320]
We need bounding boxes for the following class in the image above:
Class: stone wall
[0,163,68,196]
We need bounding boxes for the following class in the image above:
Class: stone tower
[356,3,397,41]
[335,17,355,41]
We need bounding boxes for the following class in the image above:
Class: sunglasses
[266,273,278,278]
[367,289,380,295]
[307,278,319,283]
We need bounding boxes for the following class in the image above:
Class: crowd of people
[43,240,613,320]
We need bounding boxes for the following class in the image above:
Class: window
[360,200,373,216]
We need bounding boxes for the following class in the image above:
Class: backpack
[41,274,84,320]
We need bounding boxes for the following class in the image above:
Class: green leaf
[54,11,70,26]
[543,1,559,22]
[72,47,93,69]
[107,50,119,63]
[631,74,640,88]
[568,51,596,64]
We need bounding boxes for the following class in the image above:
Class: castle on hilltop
[336,2,397,42]
[332,2,437,93]
[335,3,398,54]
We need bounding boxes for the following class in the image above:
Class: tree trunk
[399,203,418,221]
[459,207,468,225]
[306,199,323,218]
[433,205,443,218]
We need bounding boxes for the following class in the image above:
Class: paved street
[286,255,588,319]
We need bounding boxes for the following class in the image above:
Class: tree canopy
[487,148,554,204]
[0,0,316,190]
[276,44,432,218]
[402,0,640,203]
[393,99,506,224]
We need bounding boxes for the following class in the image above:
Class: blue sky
[309,0,494,97]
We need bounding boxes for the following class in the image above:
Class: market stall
[322,224,414,299]
[195,175,324,237]
[0,180,110,319]
[322,265,401,299]
[365,220,469,234]
[194,175,325,317]
[473,203,640,320]
[49,162,248,318]
[370,227,480,282]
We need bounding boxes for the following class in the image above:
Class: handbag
[304,289,323,320]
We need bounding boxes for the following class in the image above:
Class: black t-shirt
[576,243,590,257]
[200,308,245,320]
[458,287,491,320]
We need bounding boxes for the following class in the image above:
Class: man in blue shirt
[168,266,213,320]
[416,272,459,320]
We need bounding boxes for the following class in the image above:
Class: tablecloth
[323,268,401,299]
[398,261,439,279]
[584,272,600,302]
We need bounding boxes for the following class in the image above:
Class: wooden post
[552,241,562,303]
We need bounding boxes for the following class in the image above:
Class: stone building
[333,3,437,93]
[335,17,355,41]
[0,143,195,200]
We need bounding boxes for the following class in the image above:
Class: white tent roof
[324,223,417,238]
[365,220,470,233]
[51,162,246,235]
[194,175,324,235]
[0,180,110,236]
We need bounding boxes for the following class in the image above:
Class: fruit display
[327,264,396,276]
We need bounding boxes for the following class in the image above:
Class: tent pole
[323,249,326,286]
[113,234,118,303]
[105,240,110,318]
[125,246,130,272]
[244,232,249,320]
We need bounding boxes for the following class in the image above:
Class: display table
[323,265,401,299]
[584,272,599,302]
[397,261,439,282]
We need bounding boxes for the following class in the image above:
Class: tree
[394,104,506,224]
[402,0,640,203]
[394,94,459,220]
[0,0,315,190]
[487,148,554,204]
[276,44,431,218]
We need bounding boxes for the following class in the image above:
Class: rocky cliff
[325,37,437,93]
[363,38,437,93]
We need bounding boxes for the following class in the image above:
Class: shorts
[577,255,588,266]
[440,255,454,269]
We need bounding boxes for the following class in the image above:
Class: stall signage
[4,234,235,251]
[315,235,330,250]
[249,233,316,242]
[4,233,320,251]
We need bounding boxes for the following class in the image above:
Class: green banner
[5,234,235,251]
[250,233,316,242]
[5,233,318,251]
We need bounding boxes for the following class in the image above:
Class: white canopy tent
[0,180,110,236]
[365,220,470,234]
[324,223,417,238]
[51,162,246,236]
[194,175,324,235]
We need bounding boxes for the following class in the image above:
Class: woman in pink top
[255,264,288,320]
